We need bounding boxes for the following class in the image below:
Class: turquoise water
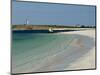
[12,33,74,67]
[12,33,94,73]
[12,33,73,55]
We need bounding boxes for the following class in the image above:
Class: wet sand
[63,29,95,70]
[34,29,95,72]
[12,29,95,74]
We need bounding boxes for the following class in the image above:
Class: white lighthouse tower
[26,19,29,25]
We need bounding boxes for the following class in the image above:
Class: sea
[12,31,94,73]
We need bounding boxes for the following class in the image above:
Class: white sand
[12,29,96,74]
[34,29,96,72]
[63,29,96,70]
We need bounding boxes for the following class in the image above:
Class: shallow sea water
[12,33,94,73]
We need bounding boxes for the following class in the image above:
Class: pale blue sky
[12,1,96,26]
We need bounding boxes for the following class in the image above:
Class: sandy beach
[34,29,96,72]
[36,29,95,71]
[12,29,96,74]
[63,29,96,70]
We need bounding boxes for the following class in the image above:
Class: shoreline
[63,29,95,70]
[12,28,94,33]
[34,29,96,72]
[12,29,96,74]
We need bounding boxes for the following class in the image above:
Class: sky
[12,0,96,26]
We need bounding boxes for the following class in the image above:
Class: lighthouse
[25,19,29,25]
